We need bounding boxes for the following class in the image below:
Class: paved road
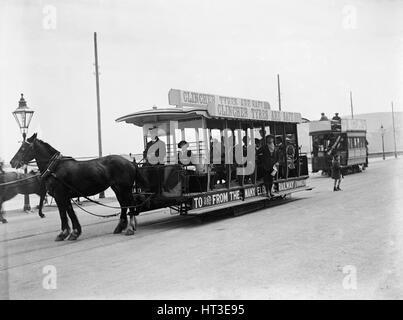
[1,157,402,299]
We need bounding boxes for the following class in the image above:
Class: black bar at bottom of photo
[0,300,393,319]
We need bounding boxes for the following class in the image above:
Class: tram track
[0,214,195,271]
[1,196,301,272]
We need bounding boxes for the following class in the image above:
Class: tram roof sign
[168,89,270,110]
[168,88,302,123]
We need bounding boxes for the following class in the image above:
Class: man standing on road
[331,154,343,191]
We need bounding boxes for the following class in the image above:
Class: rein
[53,173,153,217]
[71,198,122,218]
[41,156,153,217]
[15,151,153,218]
[0,173,41,187]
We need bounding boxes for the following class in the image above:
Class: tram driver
[144,127,166,165]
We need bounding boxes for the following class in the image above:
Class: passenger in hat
[320,113,329,121]
[332,113,341,121]
[144,127,166,165]
[177,140,192,165]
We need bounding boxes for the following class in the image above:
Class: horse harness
[39,152,153,218]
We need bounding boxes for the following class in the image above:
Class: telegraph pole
[391,101,398,158]
[94,32,105,198]
[381,125,385,160]
[277,74,282,111]
[350,91,354,119]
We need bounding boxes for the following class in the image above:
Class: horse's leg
[111,186,128,234]
[38,192,45,218]
[123,190,137,236]
[54,198,70,241]
[66,202,82,241]
[0,203,7,224]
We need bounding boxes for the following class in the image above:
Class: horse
[0,169,47,223]
[10,133,139,241]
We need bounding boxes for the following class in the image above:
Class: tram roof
[115,107,210,126]
[309,119,367,135]
[116,89,302,126]
[116,105,303,127]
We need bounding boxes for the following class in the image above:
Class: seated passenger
[177,140,192,165]
[320,113,329,121]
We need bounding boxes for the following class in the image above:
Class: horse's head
[10,133,38,169]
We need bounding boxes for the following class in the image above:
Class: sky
[1,0,403,162]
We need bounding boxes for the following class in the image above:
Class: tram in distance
[309,117,368,175]
[116,89,312,215]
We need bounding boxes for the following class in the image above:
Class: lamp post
[380,124,385,160]
[12,93,35,212]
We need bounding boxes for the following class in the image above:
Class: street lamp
[380,124,385,160]
[12,93,35,211]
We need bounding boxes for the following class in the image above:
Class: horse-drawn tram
[309,118,368,175]
[116,89,311,216]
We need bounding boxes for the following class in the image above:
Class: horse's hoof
[67,230,80,241]
[113,226,122,234]
[1,219,8,224]
[113,220,127,234]
[55,234,66,241]
[39,214,45,218]
[125,228,135,236]
[55,230,70,241]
